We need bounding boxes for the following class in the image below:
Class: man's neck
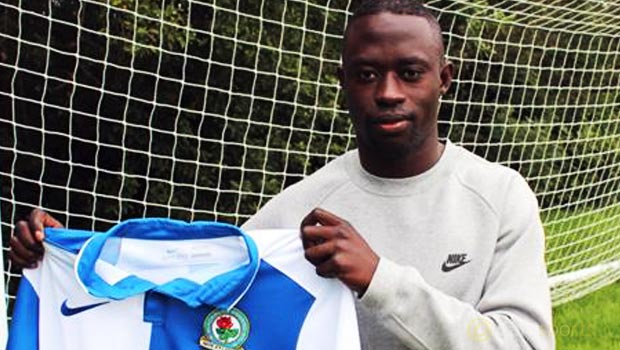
[358,140,445,178]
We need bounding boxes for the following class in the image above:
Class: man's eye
[402,70,421,80]
[358,70,377,81]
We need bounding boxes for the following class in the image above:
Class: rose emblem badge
[199,308,250,349]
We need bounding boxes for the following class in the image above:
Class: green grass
[553,281,620,350]
[542,204,620,276]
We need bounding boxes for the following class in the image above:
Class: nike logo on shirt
[441,253,471,272]
[60,300,109,316]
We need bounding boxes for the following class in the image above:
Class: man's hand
[300,208,379,296]
[9,209,63,269]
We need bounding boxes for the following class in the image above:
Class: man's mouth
[371,115,412,133]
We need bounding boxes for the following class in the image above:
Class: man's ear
[337,66,345,89]
[439,60,453,95]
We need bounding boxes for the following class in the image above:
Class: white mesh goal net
[2,0,620,326]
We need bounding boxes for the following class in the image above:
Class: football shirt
[8,218,360,350]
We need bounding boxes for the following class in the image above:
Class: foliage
[1,0,619,227]
[431,0,620,211]
[0,0,350,229]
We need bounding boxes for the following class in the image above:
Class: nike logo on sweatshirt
[441,253,471,272]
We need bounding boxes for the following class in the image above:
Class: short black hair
[351,0,437,23]
[345,0,445,59]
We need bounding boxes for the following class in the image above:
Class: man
[10,1,555,349]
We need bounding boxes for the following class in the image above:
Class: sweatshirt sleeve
[359,175,555,350]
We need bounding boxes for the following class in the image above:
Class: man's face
[340,13,452,159]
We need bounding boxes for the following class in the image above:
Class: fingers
[304,242,341,278]
[315,258,339,279]
[306,244,355,279]
[11,219,45,268]
[301,208,350,249]
[29,208,63,241]
[301,224,336,248]
[9,208,61,270]
[8,250,32,270]
[304,240,335,266]
[300,208,379,293]
[9,235,39,268]
[10,219,44,269]
[300,207,345,228]
[41,210,63,228]
[300,209,343,279]
[310,208,346,226]
[15,221,43,253]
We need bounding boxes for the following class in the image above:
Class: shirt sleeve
[7,269,41,350]
[359,175,555,350]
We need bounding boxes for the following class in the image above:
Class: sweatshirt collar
[345,140,456,196]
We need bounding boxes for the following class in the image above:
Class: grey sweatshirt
[242,141,555,350]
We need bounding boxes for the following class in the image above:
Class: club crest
[199,307,250,349]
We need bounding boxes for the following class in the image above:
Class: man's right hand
[9,209,63,269]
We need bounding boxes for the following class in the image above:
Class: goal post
[0,238,6,348]
[1,0,620,324]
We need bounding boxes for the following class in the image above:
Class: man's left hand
[300,208,379,296]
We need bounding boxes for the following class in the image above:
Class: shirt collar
[74,218,260,310]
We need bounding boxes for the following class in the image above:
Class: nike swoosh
[441,260,471,272]
[60,300,110,316]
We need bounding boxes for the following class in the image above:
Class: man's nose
[375,73,406,107]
